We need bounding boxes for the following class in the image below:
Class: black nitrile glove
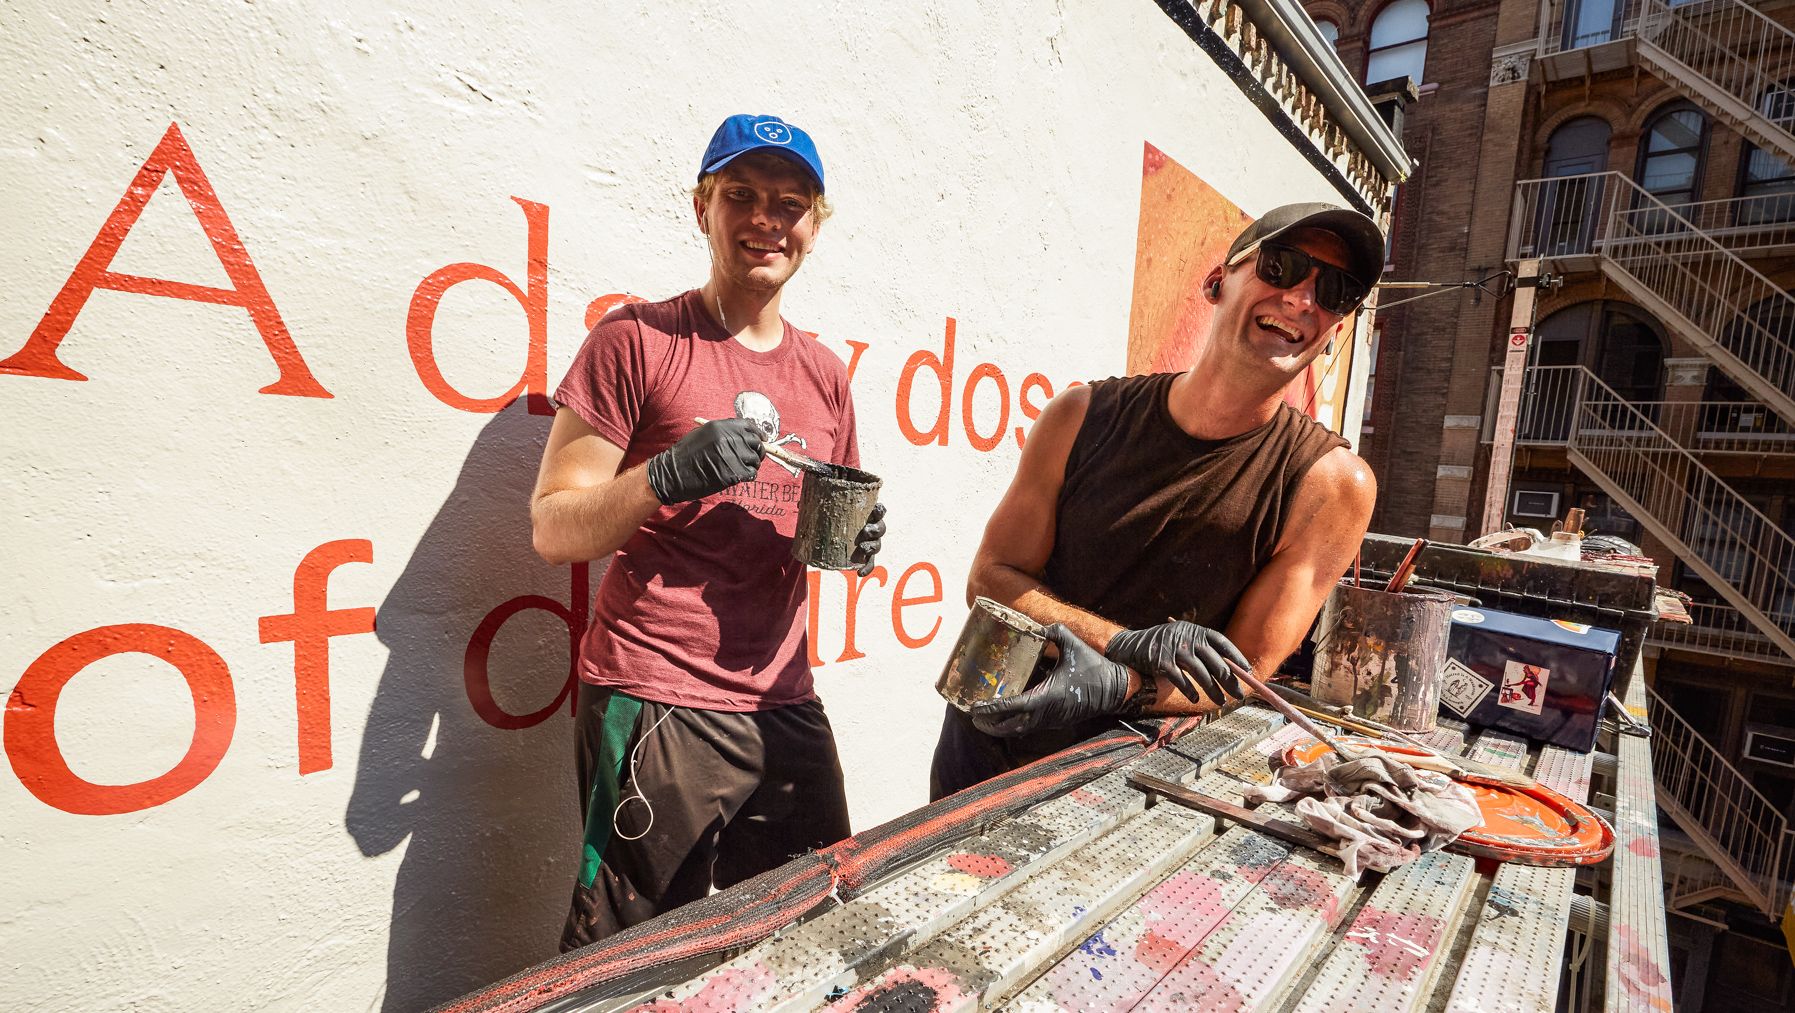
[851,503,887,577]
[1104,620,1248,708]
[646,418,766,504]
[970,624,1133,738]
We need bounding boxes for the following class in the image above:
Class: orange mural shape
[1125,142,1359,434]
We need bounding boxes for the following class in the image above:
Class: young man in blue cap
[931,203,1382,797]
[533,114,885,948]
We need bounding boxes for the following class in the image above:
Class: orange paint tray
[1282,738,1615,867]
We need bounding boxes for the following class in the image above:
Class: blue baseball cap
[698,114,825,193]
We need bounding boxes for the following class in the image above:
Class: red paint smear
[1613,926,1674,1010]
[1348,907,1446,981]
[1626,836,1660,858]
[1143,142,1168,176]
[946,852,1013,878]
[1241,863,1335,912]
[636,964,776,1011]
[1070,787,1105,807]
[1133,872,1230,973]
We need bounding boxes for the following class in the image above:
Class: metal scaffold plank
[1438,735,1595,1013]
[631,769,1144,1012]
[1287,851,1479,1013]
[1602,675,1675,1013]
[1003,827,1298,1011]
[1122,831,1357,1010]
[819,803,1216,1013]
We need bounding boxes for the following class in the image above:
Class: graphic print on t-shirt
[734,391,808,476]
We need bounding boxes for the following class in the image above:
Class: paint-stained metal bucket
[790,464,882,570]
[1311,581,1454,733]
[936,597,1047,712]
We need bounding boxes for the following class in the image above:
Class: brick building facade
[1309,0,1795,1006]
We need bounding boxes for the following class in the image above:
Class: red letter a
[0,122,327,397]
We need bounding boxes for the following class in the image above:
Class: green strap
[578,691,645,888]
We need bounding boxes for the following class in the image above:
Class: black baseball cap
[1224,203,1385,290]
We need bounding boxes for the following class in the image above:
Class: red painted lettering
[835,567,890,663]
[962,363,1010,453]
[892,563,945,649]
[805,570,826,667]
[407,196,552,415]
[896,317,955,446]
[4,624,237,815]
[1015,373,1055,448]
[257,539,378,774]
[464,563,587,729]
[1,123,325,397]
[842,339,870,385]
[584,292,647,332]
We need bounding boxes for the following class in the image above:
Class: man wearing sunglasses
[930,203,1383,797]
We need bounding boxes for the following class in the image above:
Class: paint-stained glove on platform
[1242,752,1480,877]
[647,418,767,504]
[850,503,886,578]
[1105,620,1248,707]
[970,624,1131,737]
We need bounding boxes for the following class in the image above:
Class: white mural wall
[1,2,1380,1009]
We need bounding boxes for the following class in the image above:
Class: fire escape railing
[1647,683,1789,918]
[1510,171,1795,423]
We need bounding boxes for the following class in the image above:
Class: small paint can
[1311,580,1454,733]
[935,597,1047,712]
[790,464,882,570]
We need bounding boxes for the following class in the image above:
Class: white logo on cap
[754,121,792,145]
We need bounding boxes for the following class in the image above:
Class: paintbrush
[1220,658,1364,762]
[1282,699,1538,788]
[1384,537,1428,593]
[692,416,833,475]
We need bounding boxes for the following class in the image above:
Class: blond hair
[693,155,833,225]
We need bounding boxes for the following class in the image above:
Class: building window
[1314,18,1340,51]
[1636,103,1707,211]
[1366,0,1429,85]
[1738,87,1795,226]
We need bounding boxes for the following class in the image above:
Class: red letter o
[4,624,236,815]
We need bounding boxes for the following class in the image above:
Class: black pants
[927,704,1114,801]
[560,683,851,951]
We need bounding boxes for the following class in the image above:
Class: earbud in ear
[1208,281,1222,299]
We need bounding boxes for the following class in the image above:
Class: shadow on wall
[346,400,590,1013]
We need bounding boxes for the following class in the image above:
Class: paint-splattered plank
[1438,731,1596,1013]
[1185,722,1317,842]
[1119,829,1358,1011]
[818,803,1216,1012]
[630,768,1144,1013]
[1602,671,1674,1013]
[1003,826,1298,1011]
[1130,704,1286,786]
[1286,850,1478,1013]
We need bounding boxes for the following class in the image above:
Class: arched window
[1314,18,1340,51]
[1637,103,1708,210]
[1533,117,1611,255]
[1738,87,1795,225]
[1366,0,1429,85]
[1523,302,1667,438]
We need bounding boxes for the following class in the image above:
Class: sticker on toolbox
[1498,660,1550,715]
[1439,658,1494,718]
[1551,619,1592,635]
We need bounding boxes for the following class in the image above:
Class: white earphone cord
[612,705,677,842]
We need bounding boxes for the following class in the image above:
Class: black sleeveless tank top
[1043,371,1349,630]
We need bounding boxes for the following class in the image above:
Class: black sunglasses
[1237,242,1369,315]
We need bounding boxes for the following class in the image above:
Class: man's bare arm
[530,407,663,565]
[966,386,1131,654]
[1222,445,1377,687]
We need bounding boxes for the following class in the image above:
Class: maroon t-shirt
[554,290,860,711]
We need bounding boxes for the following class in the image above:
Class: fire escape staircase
[1646,683,1790,919]
[1538,0,1795,165]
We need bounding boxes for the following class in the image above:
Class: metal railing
[1567,369,1795,655]
[1509,171,1795,418]
[1649,599,1795,662]
[1538,0,1795,157]
[1647,682,1789,918]
[1484,366,1795,455]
